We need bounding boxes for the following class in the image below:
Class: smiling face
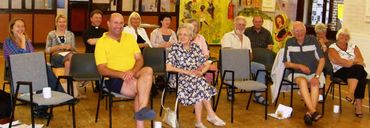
[11,20,26,38]
[253,16,263,30]
[292,22,306,42]
[130,16,141,27]
[177,27,192,45]
[56,17,67,31]
[234,18,246,34]
[161,17,171,28]
[108,13,124,36]
[337,33,350,45]
[90,13,103,27]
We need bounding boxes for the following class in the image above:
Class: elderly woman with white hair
[166,23,225,128]
[123,11,151,49]
[328,28,367,118]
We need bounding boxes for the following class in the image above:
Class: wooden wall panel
[0,14,10,42]
[10,14,33,41]
[34,14,55,43]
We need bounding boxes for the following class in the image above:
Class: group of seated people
[2,9,367,127]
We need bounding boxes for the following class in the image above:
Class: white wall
[343,0,370,73]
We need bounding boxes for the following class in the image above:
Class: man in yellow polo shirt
[95,13,155,128]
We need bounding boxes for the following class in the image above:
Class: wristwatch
[314,74,320,78]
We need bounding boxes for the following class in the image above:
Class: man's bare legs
[120,67,154,128]
[295,77,318,113]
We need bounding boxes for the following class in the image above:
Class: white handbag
[161,89,179,128]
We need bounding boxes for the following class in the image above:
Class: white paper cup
[333,105,340,113]
[154,121,162,128]
[43,87,52,99]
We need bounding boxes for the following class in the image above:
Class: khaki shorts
[287,73,325,88]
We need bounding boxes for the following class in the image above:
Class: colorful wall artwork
[179,0,234,45]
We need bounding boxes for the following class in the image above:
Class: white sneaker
[207,115,226,126]
[195,122,207,128]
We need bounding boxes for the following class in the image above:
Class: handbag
[161,89,179,128]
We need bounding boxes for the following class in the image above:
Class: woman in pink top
[187,19,217,83]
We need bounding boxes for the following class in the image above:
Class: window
[0,0,8,9]
[160,0,176,12]
[11,0,22,9]
[141,0,157,12]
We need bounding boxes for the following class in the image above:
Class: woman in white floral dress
[166,23,225,128]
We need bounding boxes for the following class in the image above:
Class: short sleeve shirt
[244,26,273,48]
[283,35,324,74]
[95,32,141,72]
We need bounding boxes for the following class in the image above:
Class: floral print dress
[166,42,217,106]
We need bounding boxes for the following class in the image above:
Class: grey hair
[336,28,351,40]
[314,23,327,33]
[177,23,194,38]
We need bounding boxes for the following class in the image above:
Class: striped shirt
[283,35,324,74]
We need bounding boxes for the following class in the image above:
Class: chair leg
[47,107,54,126]
[109,95,113,128]
[231,86,234,123]
[246,92,253,110]
[368,80,370,112]
[325,83,333,101]
[339,84,342,113]
[159,87,167,117]
[274,83,284,106]
[214,83,223,111]
[290,84,293,107]
[95,90,102,122]
[322,84,325,115]
[265,89,268,120]
[332,84,335,100]
[31,105,35,128]
[72,102,76,128]
[150,90,154,128]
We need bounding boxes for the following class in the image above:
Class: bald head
[109,13,124,22]
[107,13,124,36]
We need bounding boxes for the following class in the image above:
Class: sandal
[303,112,313,125]
[310,112,322,121]
[355,102,363,118]
[345,97,355,104]
[253,94,269,105]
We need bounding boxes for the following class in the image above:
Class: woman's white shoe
[207,115,226,126]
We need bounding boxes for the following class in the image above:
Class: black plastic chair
[95,76,135,128]
[325,71,348,113]
[142,48,179,118]
[69,53,100,92]
[275,68,326,115]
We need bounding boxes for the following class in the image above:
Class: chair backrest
[220,49,251,80]
[9,52,49,94]
[69,53,100,78]
[143,48,166,74]
[252,48,276,71]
